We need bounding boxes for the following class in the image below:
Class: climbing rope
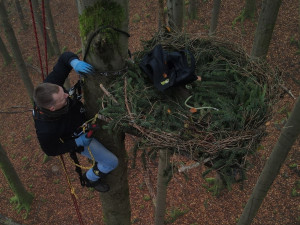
[28,0,44,80]
[41,0,48,74]
[59,155,85,225]
[28,1,84,224]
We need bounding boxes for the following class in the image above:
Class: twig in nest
[99,84,119,104]
[124,77,167,142]
[124,78,134,120]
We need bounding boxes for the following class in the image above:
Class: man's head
[33,83,69,111]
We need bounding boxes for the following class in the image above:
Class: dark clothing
[33,52,85,156]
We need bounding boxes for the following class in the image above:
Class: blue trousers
[80,138,118,181]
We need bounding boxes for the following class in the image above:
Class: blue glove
[75,134,92,147]
[70,59,95,76]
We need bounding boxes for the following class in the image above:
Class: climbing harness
[68,115,100,187]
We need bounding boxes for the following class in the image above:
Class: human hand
[75,134,92,147]
[70,59,94,76]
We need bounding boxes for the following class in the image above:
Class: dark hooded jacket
[33,52,86,156]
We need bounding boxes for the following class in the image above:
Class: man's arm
[44,52,79,86]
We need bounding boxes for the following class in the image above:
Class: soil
[0,0,299,225]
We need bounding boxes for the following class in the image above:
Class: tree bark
[155,149,171,225]
[0,143,34,215]
[0,36,12,65]
[0,0,34,100]
[76,1,131,224]
[31,0,55,57]
[167,0,184,31]
[250,0,282,59]
[238,96,300,225]
[209,0,221,36]
[44,0,60,56]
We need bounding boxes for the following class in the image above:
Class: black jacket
[33,52,86,156]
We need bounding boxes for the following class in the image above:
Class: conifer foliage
[98,32,280,189]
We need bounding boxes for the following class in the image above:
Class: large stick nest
[98,31,281,183]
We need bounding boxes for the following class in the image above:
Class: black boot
[83,172,110,192]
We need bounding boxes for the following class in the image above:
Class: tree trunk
[158,0,166,29]
[0,143,34,215]
[244,0,256,19]
[238,96,300,225]
[44,0,60,56]
[0,36,12,65]
[250,0,282,59]
[188,0,197,20]
[76,1,131,224]
[14,0,27,30]
[209,0,221,36]
[155,149,171,225]
[31,0,55,57]
[167,0,184,31]
[0,0,34,100]
[298,0,300,36]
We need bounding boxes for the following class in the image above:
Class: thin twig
[99,84,119,104]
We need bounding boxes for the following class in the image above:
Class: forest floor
[0,0,299,225]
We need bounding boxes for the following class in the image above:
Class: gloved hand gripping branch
[70,59,95,76]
